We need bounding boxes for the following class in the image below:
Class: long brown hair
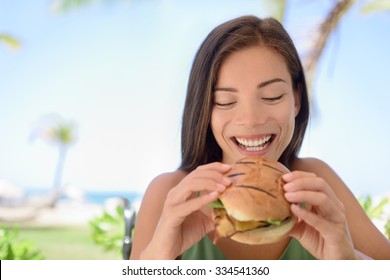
[180,16,309,172]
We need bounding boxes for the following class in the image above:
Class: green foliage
[51,0,130,13]
[14,226,119,260]
[0,226,44,260]
[385,219,390,239]
[263,0,287,23]
[358,195,390,240]
[0,34,20,50]
[51,0,97,12]
[358,195,389,220]
[89,205,125,255]
[361,0,390,14]
[31,113,77,147]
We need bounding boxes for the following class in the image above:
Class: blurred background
[0,0,389,259]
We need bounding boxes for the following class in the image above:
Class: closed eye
[262,94,285,103]
[215,101,237,108]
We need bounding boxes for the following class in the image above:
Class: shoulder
[130,169,187,259]
[291,157,343,187]
[146,170,187,196]
[291,157,333,174]
[140,169,188,211]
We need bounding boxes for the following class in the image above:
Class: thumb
[288,218,305,241]
[203,214,215,234]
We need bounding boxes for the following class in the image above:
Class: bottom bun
[230,215,297,245]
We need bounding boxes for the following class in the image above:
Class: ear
[293,84,302,117]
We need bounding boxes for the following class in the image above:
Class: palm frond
[0,34,21,50]
[51,0,97,12]
[303,0,356,98]
[30,113,77,147]
[263,0,287,23]
[358,195,389,220]
[361,0,390,14]
[50,0,130,13]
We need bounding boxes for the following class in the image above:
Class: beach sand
[0,200,104,228]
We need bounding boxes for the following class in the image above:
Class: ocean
[84,191,142,205]
[25,188,143,206]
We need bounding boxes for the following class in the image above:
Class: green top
[181,236,316,260]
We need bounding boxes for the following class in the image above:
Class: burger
[210,156,297,245]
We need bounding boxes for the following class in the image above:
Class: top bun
[220,156,291,222]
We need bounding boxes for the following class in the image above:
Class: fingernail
[282,173,292,180]
[222,177,231,185]
[284,192,293,199]
[291,203,300,210]
[209,191,219,198]
[216,183,226,192]
[221,164,231,169]
[283,183,292,191]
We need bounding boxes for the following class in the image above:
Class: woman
[130,16,390,259]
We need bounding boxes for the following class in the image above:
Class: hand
[145,162,231,259]
[282,171,357,259]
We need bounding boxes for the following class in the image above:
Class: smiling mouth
[233,135,275,152]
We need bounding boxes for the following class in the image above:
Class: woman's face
[211,46,300,164]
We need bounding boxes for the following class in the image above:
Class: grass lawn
[2,224,121,260]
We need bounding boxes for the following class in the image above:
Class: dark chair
[122,197,136,260]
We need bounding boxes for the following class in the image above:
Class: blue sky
[0,0,389,196]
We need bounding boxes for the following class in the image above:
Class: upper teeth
[236,135,271,147]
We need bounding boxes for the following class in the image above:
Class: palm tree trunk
[304,0,357,96]
[53,146,67,189]
[50,146,67,207]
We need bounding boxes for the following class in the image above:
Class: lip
[231,134,275,156]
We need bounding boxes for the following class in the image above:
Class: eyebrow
[257,78,287,89]
[214,78,287,92]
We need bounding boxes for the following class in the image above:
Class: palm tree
[287,0,389,97]
[31,113,77,191]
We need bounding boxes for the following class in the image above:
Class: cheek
[210,111,221,146]
[285,116,296,139]
[210,110,218,134]
[275,102,296,141]
[211,109,227,136]
[282,107,296,141]
[211,109,233,153]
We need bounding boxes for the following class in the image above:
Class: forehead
[217,46,291,85]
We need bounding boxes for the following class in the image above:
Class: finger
[288,215,306,238]
[283,176,336,200]
[194,169,232,186]
[173,191,220,220]
[282,171,317,182]
[285,190,327,206]
[171,167,232,197]
[166,180,225,206]
[161,191,219,229]
[196,162,232,173]
[284,191,340,220]
[290,204,346,240]
[290,204,330,232]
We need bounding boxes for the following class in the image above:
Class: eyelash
[214,94,285,108]
[262,94,284,102]
[215,101,237,107]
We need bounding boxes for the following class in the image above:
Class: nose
[234,100,266,128]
